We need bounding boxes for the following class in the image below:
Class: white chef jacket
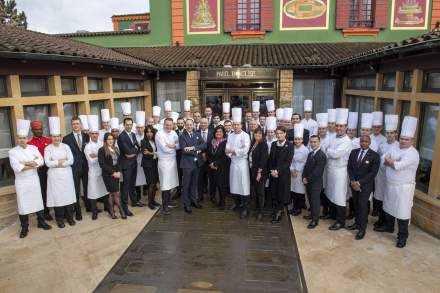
[226,131,250,196]
[290,144,309,194]
[301,118,318,136]
[155,130,179,191]
[84,140,107,200]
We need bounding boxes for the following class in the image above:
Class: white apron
[290,145,308,194]
[383,182,415,220]
[85,141,107,200]
[8,146,44,215]
[135,134,147,186]
[45,143,77,207]
[158,157,179,191]
[374,141,398,201]
[226,131,251,196]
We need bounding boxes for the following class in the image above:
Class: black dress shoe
[184,206,192,214]
[329,222,344,230]
[303,215,312,220]
[57,221,65,228]
[307,221,318,229]
[373,220,383,228]
[320,214,331,220]
[92,212,98,220]
[38,222,52,230]
[132,202,145,207]
[161,209,171,215]
[19,228,28,238]
[240,210,248,219]
[355,230,366,240]
[153,201,161,207]
[75,213,82,221]
[44,213,53,221]
[374,226,394,233]
[346,223,357,230]
[67,219,76,226]
[396,238,407,248]
[125,210,134,216]
[148,203,157,210]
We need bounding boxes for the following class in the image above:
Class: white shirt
[226,131,250,161]
[384,146,420,185]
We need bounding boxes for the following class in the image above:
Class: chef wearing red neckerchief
[27,121,53,221]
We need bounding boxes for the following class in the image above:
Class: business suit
[347,148,380,233]
[302,149,327,223]
[249,140,269,216]
[62,131,90,219]
[98,147,121,192]
[141,138,159,208]
[175,129,185,198]
[197,127,213,201]
[117,130,141,213]
[207,139,230,208]
[287,127,310,146]
[179,129,206,209]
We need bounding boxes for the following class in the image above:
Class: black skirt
[143,159,158,185]
[103,175,120,193]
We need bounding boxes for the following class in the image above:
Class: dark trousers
[306,186,321,222]
[250,179,265,213]
[329,201,346,225]
[376,200,386,227]
[19,210,45,229]
[121,163,138,211]
[72,167,89,215]
[197,163,209,200]
[90,196,109,213]
[373,197,381,214]
[352,188,371,232]
[161,190,172,211]
[208,169,216,199]
[384,211,410,240]
[37,167,50,214]
[291,192,306,211]
[54,205,74,222]
[182,167,199,208]
[320,189,330,216]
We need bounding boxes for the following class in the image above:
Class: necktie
[202,131,207,142]
[357,150,365,165]
[76,133,82,150]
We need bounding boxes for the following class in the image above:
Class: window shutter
[335,0,351,29]
[374,0,390,28]
[261,0,274,31]
[224,0,238,32]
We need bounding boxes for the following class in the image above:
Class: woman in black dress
[141,125,160,210]
[98,133,126,219]
[207,126,230,210]
[249,128,268,220]
[268,126,294,224]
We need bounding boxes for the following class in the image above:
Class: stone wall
[412,191,440,238]
[279,70,293,107]
[186,71,200,113]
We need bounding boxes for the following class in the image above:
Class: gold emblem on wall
[191,0,216,29]
[283,0,327,20]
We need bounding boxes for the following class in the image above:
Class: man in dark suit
[174,117,185,200]
[287,113,310,146]
[242,112,253,133]
[62,116,90,220]
[347,135,380,240]
[197,117,213,201]
[302,135,327,229]
[179,118,206,213]
[118,117,143,216]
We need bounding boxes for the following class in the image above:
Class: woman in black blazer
[207,125,230,210]
[249,127,269,220]
[141,125,160,210]
[98,133,126,219]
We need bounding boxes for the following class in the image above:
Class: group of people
[9,98,419,248]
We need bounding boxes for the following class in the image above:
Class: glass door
[204,93,223,115]
[229,91,251,113]
[253,92,276,116]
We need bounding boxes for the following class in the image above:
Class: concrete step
[0,211,17,230]
[0,192,18,231]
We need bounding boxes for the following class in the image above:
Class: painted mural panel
[391,0,430,30]
[280,0,329,30]
[187,0,220,34]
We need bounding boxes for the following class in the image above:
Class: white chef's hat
[222,102,230,113]
[266,117,277,131]
[49,116,61,135]
[232,107,242,123]
[294,123,304,138]
[110,117,119,130]
[252,101,260,112]
[328,109,336,123]
[79,115,89,130]
[335,108,349,125]
[164,100,172,112]
[152,106,161,117]
[171,112,179,123]
[183,100,191,112]
[101,109,110,123]
[385,114,399,131]
[136,111,146,127]
[304,99,313,112]
[87,115,99,132]
[348,112,358,129]
[360,113,373,129]
[401,116,418,138]
[372,111,383,126]
[316,113,328,128]
[266,100,275,112]
[16,119,30,137]
[121,102,131,116]
[276,108,284,120]
[283,108,293,121]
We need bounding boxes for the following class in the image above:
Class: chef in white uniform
[183,100,192,120]
[327,109,337,140]
[252,101,260,125]
[220,102,231,125]
[110,117,120,148]
[84,115,107,220]
[302,99,318,136]
[346,112,358,140]
[99,109,111,142]
[325,108,352,230]
[155,117,180,215]
[79,114,89,135]
[283,108,293,129]
[226,108,251,218]
[45,116,77,228]
[373,114,399,229]
[135,111,147,190]
[276,108,284,127]
[379,116,420,248]
[160,100,173,125]
[316,113,332,218]
[371,111,386,147]
[152,106,163,131]
[266,100,276,117]
[352,113,379,151]
[9,119,52,238]
[289,123,309,216]
[119,102,136,133]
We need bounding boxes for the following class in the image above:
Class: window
[88,78,103,93]
[90,100,106,126]
[237,0,260,31]
[61,77,77,95]
[63,103,78,133]
[348,76,376,90]
[20,76,48,97]
[205,95,223,116]
[114,97,144,122]
[349,0,374,28]
[113,79,144,92]
[379,98,394,114]
[23,105,51,136]
[382,73,396,91]
[398,100,410,131]
[423,71,440,92]
[347,95,374,133]
[0,108,13,186]
[155,81,186,115]
[403,71,413,92]
[0,77,7,97]
[293,79,336,115]
[417,103,439,192]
